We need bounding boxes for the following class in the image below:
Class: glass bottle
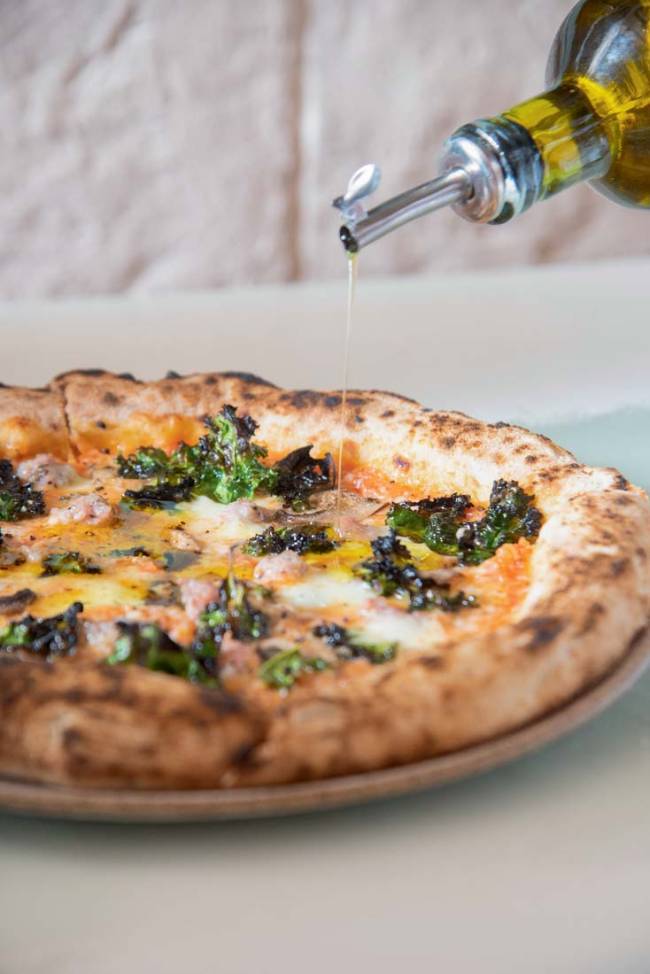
[337,0,650,251]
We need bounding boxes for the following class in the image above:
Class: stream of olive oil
[335,252,358,535]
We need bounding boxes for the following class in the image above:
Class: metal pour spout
[333,164,472,253]
[333,118,552,250]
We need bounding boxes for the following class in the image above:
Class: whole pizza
[0,370,648,789]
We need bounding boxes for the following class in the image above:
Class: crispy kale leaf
[244,525,338,557]
[41,551,101,576]
[190,573,270,671]
[355,531,476,612]
[456,479,542,564]
[272,446,334,509]
[386,493,470,556]
[0,602,83,659]
[122,478,195,510]
[107,621,218,686]
[0,459,45,522]
[117,406,334,511]
[258,647,329,689]
[313,623,397,664]
[387,481,541,565]
[117,405,276,508]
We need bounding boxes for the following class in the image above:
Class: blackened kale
[107,621,218,686]
[0,602,83,659]
[117,405,276,508]
[355,531,477,612]
[122,478,195,510]
[189,573,270,677]
[244,525,338,557]
[387,481,541,565]
[313,623,397,664]
[41,551,101,576]
[455,480,542,564]
[272,446,335,509]
[0,460,45,522]
[258,648,329,689]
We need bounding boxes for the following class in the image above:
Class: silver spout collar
[337,168,472,252]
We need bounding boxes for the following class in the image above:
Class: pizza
[0,370,648,790]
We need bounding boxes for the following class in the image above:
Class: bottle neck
[442,82,612,224]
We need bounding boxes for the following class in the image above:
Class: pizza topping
[0,459,46,522]
[387,480,541,565]
[200,574,269,643]
[0,588,36,615]
[0,602,83,658]
[117,406,276,506]
[356,531,477,612]
[122,479,194,510]
[48,492,113,526]
[16,454,76,489]
[180,578,222,621]
[253,549,307,585]
[258,648,330,690]
[107,621,218,686]
[313,623,398,664]
[41,551,102,577]
[272,446,335,509]
[244,525,338,557]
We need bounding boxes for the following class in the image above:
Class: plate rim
[1,628,649,822]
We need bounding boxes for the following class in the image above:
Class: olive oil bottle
[337,0,650,251]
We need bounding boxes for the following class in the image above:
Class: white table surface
[1,259,649,974]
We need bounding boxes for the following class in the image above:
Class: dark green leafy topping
[387,481,541,564]
[387,493,470,556]
[0,459,45,522]
[41,551,101,577]
[107,621,218,686]
[0,602,83,659]
[191,573,270,672]
[313,623,397,664]
[122,478,195,510]
[117,406,335,511]
[116,447,172,480]
[455,480,542,564]
[117,405,276,507]
[355,531,477,612]
[258,648,329,689]
[244,525,338,557]
[272,446,335,509]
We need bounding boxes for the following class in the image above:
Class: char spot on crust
[62,726,83,748]
[516,615,564,652]
[199,687,243,716]
[442,436,456,449]
[613,473,630,491]
[610,558,630,578]
[578,602,605,635]
[221,371,277,388]
[347,396,366,406]
[117,372,137,382]
[283,389,322,410]
[165,370,182,379]
[324,395,342,408]
[381,410,395,419]
[103,392,121,406]
[54,368,110,380]
[393,455,410,470]
[418,656,444,670]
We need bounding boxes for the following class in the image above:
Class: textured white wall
[1,0,648,297]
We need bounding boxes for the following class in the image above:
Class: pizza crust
[0,370,648,789]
